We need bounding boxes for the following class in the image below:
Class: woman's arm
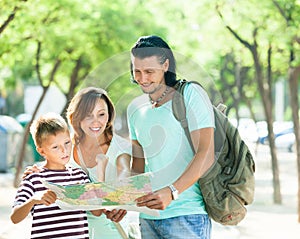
[96,154,108,182]
[116,153,131,179]
[21,164,42,179]
[131,140,145,175]
[90,209,103,217]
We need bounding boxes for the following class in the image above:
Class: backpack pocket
[198,162,248,225]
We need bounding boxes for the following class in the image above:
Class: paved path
[1,143,300,238]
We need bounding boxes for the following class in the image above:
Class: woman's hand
[22,164,42,179]
[103,209,127,222]
[135,187,173,210]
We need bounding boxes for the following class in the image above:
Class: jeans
[140,214,211,239]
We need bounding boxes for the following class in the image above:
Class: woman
[66,87,136,239]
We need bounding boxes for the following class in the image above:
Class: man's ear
[163,59,169,72]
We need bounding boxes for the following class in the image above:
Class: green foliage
[0,0,299,119]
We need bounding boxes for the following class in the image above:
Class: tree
[216,1,282,204]
[272,0,300,222]
[14,41,59,186]
[0,0,165,184]
[0,0,27,36]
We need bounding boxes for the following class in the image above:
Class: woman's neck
[79,134,112,155]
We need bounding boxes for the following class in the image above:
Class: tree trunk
[252,45,282,204]
[13,87,49,187]
[288,65,300,222]
[217,11,283,202]
[13,41,59,187]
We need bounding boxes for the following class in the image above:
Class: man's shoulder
[128,94,149,114]
[129,94,148,106]
[181,81,210,101]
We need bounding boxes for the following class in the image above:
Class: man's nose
[138,73,148,83]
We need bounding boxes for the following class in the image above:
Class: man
[127,35,215,239]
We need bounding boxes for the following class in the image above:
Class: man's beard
[141,83,164,95]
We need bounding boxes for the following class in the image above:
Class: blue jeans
[140,214,211,239]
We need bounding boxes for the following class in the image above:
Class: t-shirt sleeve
[184,83,215,132]
[13,178,35,208]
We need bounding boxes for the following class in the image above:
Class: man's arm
[172,127,214,194]
[135,127,214,210]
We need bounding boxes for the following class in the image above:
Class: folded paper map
[42,172,159,216]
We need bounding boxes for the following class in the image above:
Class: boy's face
[37,131,72,170]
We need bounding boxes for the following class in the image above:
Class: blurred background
[0,0,299,238]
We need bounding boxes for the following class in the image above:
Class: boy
[10,112,102,238]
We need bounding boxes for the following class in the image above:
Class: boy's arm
[11,198,38,224]
[10,190,57,224]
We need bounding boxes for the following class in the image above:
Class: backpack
[172,79,255,226]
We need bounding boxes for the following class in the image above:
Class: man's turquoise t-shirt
[127,83,215,219]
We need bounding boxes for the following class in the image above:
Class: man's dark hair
[130,35,177,87]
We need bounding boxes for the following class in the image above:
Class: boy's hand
[33,190,57,206]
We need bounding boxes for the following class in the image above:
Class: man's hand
[135,187,173,210]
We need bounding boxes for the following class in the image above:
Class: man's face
[131,55,169,94]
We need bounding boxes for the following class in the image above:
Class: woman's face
[80,98,109,139]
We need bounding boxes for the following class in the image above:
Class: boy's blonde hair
[30,112,69,148]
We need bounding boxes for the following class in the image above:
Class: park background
[0,0,300,238]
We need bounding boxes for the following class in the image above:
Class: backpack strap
[172,79,195,154]
[172,79,227,155]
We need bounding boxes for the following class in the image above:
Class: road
[1,143,300,238]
